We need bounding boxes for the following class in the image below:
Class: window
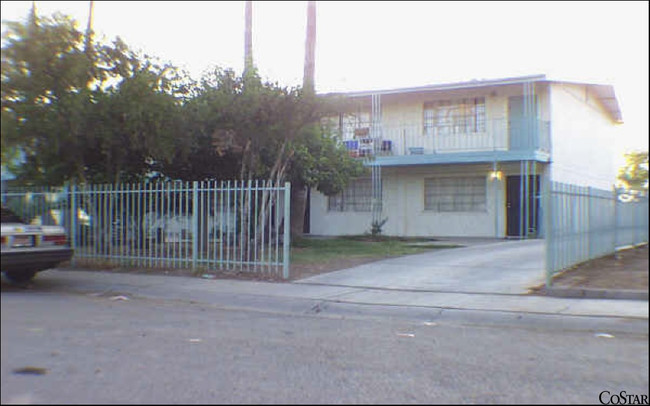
[423,98,486,135]
[424,176,487,212]
[328,177,377,212]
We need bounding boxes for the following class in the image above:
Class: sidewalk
[28,269,649,321]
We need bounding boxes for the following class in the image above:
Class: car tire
[4,270,38,283]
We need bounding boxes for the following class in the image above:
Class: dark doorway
[506,175,540,237]
[303,187,310,234]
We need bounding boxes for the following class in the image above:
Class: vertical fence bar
[544,180,553,288]
[170,181,176,268]
[118,183,123,265]
[519,161,524,238]
[239,180,244,268]
[613,186,619,258]
[107,183,112,261]
[226,181,231,270]
[212,181,217,270]
[219,181,224,270]
[283,182,291,279]
[69,182,77,267]
[128,183,134,266]
[261,181,267,273]
[254,180,259,272]
[147,182,153,269]
[247,180,252,271]
[192,181,198,271]
[183,181,189,269]
[157,182,163,268]
[275,182,280,273]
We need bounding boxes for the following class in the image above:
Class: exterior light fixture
[489,170,503,181]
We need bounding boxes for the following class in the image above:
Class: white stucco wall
[311,164,513,238]
[549,83,619,190]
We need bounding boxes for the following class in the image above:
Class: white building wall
[549,83,619,189]
[310,164,509,237]
[309,189,373,235]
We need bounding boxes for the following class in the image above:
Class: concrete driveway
[295,238,546,295]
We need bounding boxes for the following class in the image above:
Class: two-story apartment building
[309,74,622,238]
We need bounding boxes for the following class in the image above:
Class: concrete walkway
[296,238,547,295]
[16,268,647,322]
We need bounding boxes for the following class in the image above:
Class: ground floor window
[328,177,375,212]
[424,176,487,212]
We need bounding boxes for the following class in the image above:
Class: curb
[545,287,649,301]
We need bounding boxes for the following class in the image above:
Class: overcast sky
[1,1,648,159]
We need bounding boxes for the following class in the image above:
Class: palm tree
[302,1,316,94]
[244,0,254,77]
[291,1,317,236]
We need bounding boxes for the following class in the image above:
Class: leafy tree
[618,150,649,192]
[2,10,363,243]
[1,11,188,185]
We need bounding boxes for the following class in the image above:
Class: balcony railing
[336,118,550,158]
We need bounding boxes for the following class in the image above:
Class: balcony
[337,118,550,163]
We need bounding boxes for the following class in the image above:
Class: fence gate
[2,180,292,279]
[544,182,648,287]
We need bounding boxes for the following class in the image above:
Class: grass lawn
[291,235,462,266]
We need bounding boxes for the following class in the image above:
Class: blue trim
[367,150,550,167]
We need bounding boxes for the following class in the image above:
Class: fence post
[282,182,291,280]
[69,182,77,267]
[634,197,640,246]
[587,186,596,259]
[544,179,553,289]
[613,186,619,259]
[192,181,199,271]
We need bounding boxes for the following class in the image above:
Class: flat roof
[320,74,622,124]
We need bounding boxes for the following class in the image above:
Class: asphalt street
[2,279,648,404]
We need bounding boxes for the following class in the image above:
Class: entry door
[508,96,538,151]
[506,175,540,237]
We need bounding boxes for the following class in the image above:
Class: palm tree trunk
[244,0,254,77]
[290,1,317,238]
[303,1,316,94]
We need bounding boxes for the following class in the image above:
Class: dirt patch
[532,244,648,292]
[289,256,387,281]
[66,255,393,283]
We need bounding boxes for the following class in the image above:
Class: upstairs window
[337,112,371,139]
[424,98,486,136]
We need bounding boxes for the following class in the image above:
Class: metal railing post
[192,181,199,271]
[282,182,291,279]
[613,186,619,258]
[69,182,77,266]
[544,180,554,289]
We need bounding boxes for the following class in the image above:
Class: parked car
[1,206,73,283]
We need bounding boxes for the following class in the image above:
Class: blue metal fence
[545,182,648,287]
[2,180,292,279]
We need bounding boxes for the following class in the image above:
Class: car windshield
[1,207,25,224]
